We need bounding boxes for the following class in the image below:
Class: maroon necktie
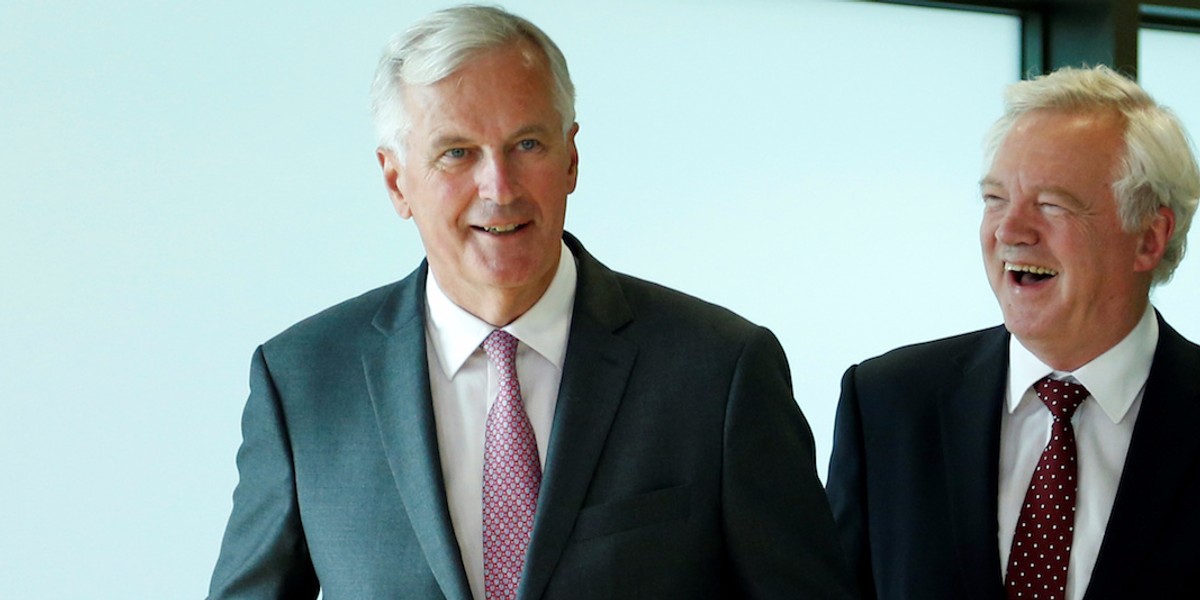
[481,330,541,600]
[1005,377,1090,600]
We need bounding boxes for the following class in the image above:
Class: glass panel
[1139,28,1200,343]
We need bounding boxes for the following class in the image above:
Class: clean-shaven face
[980,108,1160,369]
[379,40,579,325]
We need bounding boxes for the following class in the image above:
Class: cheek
[418,182,474,221]
[1060,228,1112,263]
[979,219,997,249]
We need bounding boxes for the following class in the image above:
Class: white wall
[3,1,1196,597]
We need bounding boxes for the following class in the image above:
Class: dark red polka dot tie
[1005,377,1090,600]
[482,330,541,600]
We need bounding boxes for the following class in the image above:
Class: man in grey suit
[207,6,852,599]
[826,66,1200,599]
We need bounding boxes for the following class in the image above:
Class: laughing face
[377,40,579,326]
[980,108,1165,370]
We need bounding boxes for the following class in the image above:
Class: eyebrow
[510,124,554,140]
[1039,187,1086,208]
[428,124,555,151]
[429,134,471,151]
[977,177,1086,207]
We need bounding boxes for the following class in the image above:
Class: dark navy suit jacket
[826,316,1200,599]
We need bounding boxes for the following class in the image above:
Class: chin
[1001,311,1052,341]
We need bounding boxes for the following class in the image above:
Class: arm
[207,346,319,599]
[825,364,876,600]
[721,327,857,599]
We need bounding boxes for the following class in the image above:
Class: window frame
[872,0,1200,78]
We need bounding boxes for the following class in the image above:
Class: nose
[476,152,518,205]
[991,200,1039,247]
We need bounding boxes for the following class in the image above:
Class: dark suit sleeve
[721,327,857,598]
[207,347,319,599]
[825,364,875,600]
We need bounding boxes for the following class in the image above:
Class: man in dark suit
[826,65,1200,600]
[207,6,852,599]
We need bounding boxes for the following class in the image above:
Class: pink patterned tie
[1005,377,1090,600]
[482,330,541,600]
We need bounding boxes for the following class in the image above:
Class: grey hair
[369,4,575,161]
[983,65,1200,285]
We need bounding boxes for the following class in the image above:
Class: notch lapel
[363,265,472,600]
[1084,318,1200,599]
[518,235,637,600]
[938,326,1008,599]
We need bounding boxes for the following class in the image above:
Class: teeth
[1005,263,1058,276]
[482,224,520,234]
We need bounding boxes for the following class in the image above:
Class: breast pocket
[572,484,691,541]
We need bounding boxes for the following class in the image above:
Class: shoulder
[1157,314,1200,355]
[595,269,786,373]
[261,265,424,360]
[614,271,760,337]
[568,233,763,348]
[1152,313,1200,377]
[852,325,1007,385]
[267,282,396,345]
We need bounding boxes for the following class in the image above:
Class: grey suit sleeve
[721,327,857,599]
[207,346,319,599]
[825,364,875,600]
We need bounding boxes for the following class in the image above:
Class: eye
[1039,201,1067,215]
[517,139,541,151]
[982,194,1005,208]
[442,148,468,160]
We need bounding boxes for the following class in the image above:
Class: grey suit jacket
[826,315,1200,599]
[208,233,854,599]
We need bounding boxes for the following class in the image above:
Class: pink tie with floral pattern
[482,330,541,600]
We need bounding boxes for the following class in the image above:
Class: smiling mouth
[1006,262,1058,285]
[473,223,526,235]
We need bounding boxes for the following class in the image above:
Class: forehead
[988,108,1126,190]
[401,41,558,138]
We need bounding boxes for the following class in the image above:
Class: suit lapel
[363,264,472,600]
[1084,317,1200,599]
[939,326,1009,599]
[519,235,637,600]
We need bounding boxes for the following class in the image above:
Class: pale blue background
[2,1,1196,597]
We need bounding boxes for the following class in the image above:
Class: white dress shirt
[998,304,1157,600]
[424,241,576,600]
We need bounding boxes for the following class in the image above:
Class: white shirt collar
[1007,303,1158,424]
[424,241,577,379]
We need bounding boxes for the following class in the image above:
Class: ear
[1133,205,1175,273]
[565,122,580,194]
[377,148,413,219]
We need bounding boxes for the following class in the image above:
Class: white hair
[983,65,1200,285]
[369,4,575,161]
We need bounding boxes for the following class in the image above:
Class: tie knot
[483,329,519,374]
[1034,376,1089,420]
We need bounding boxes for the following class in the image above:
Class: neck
[432,276,555,328]
[468,292,541,328]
